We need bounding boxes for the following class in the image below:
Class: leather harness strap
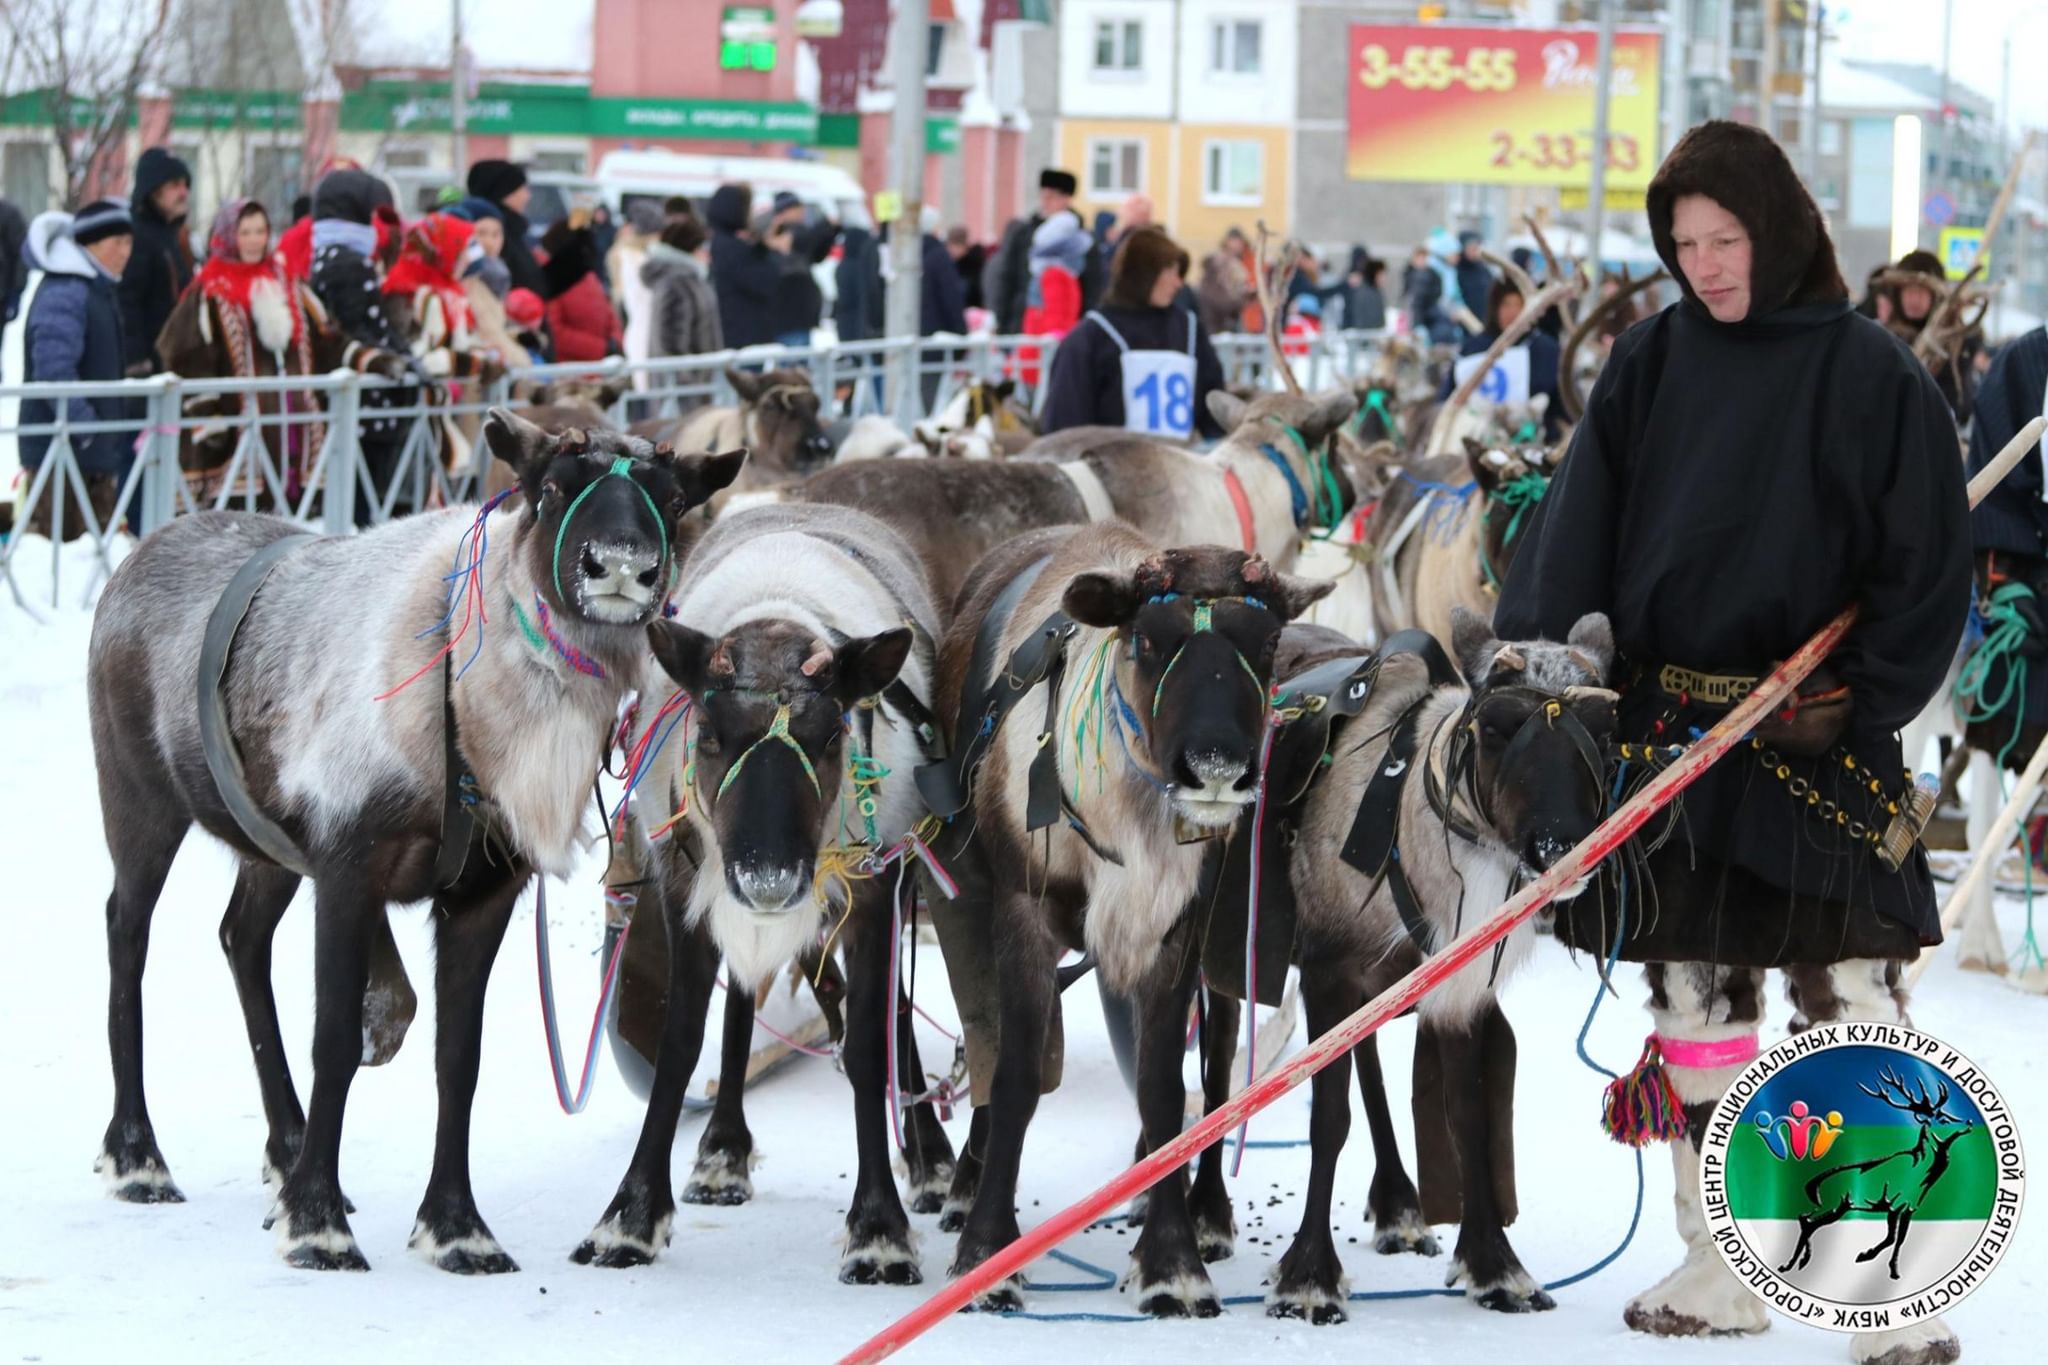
[1221,467,1257,554]
[199,534,318,876]
[200,532,480,891]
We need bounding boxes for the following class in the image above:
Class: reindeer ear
[1305,388,1360,439]
[1565,612,1615,680]
[1267,571,1336,621]
[1205,389,1249,434]
[599,376,633,411]
[483,406,556,497]
[1063,570,1142,629]
[646,621,716,696]
[666,448,747,522]
[993,379,1017,401]
[1465,439,1509,493]
[1450,605,1502,686]
[829,628,913,705]
[725,366,763,402]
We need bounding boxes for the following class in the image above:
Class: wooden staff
[834,414,2043,1365]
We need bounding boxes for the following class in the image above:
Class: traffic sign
[1923,191,1955,228]
[1937,227,1987,280]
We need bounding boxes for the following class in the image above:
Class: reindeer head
[1463,427,1558,593]
[728,367,833,475]
[1450,607,1618,889]
[646,618,911,914]
[1063,547,1332,829]
[484,408,745,626]
[1860,1065,1970,1129]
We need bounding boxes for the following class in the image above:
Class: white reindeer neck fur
[669,528,936,987]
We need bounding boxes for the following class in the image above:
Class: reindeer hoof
[95,1147,184,1204]
[1373,1223,1440,1257]
[682,1149,755,1206]
[280,1230,370,1272]
[960,1279,1024,1314]
[571,1205,673,1269]
[681,1180,750,1207]
[840,1254,923,1286]
[937,1199,970,1234]
[1475,1285,1555,1314]
[1267,1290,1349,1326]
[410,1221,518,1275]
[1854,1321,1960,1365]
[906,1162,954,1216]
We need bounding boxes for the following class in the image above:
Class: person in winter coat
[118,147,194,374]
[1454,231,1495,331]
[763,192,836,347]
[2,197,27,323]
[1340,247,1388,330]
[1882,247,1981,421]
[466,159,546,297]
[382,212,505,383]
[1015,212,1088,386]
[1962,324,2048,766]
[1040,226,1225,441]
[986,168,1091,335]
[155,197,406,504]
[835,224,885,343]
[920,218,968,338]
[610,199,663,385]
[1196,232,1255,338]
[642,217,722,363]
[19,202,141,535]
[946,226,987,315]
[704,182,781,349]
[450,200,530,369]
[1437,277,1564,441]
[1494,122,1969,1365]
[308,168,415,526]
[539,217,620,363]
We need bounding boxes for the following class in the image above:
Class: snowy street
[0,544,2039,1365]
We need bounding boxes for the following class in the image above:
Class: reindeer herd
[82,239,1710,1328]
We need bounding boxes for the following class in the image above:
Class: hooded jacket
[1040,227,1224,439]
[538,223,620,362]
[1495,120,1968,961]
[20,211,136,475]
[467,161,547,297]
[308,170,415,451]
[118,147,193,372]
[704,184,780,348]
[641,241,723,360]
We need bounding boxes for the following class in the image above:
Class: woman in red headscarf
[156,197,405,503]
[382,211,503,382]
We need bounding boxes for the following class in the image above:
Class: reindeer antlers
[1253,221,1304,397]
[1858,1064,1957,1122]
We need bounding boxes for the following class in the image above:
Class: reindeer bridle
[550,453,670,604]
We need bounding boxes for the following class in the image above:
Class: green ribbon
[551,455,668,605]
[715,701,823,803]
[1478,471,1552,591]
[1955,582,2035,766]
[1151,596,1266,717]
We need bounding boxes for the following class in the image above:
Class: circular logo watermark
[1700,1024,2024,1333]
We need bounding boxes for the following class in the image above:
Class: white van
[594,150,872,230]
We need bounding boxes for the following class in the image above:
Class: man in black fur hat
[1497,121,1967,1365]
[985,167,1096,336]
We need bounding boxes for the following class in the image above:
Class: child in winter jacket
[1017,212,1087,385]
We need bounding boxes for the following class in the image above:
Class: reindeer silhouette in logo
[1778,1066,1975,1280]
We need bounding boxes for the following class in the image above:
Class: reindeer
[573,503,954,1284]
[928,523,1332,1315]
[794,388,1363,605]
[86,413,743,1271]
[1365,435,1562,655]
[638,367,834,491]
[1252,607,1618,1321]
[1789,1066,1977,1282]
[915,378,1040,458]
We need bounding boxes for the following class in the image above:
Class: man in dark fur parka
[1497,122,1968,1365]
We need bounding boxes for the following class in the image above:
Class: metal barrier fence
[0,328,1391,614]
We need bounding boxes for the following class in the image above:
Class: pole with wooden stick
[1427,278,1579,455]
[834,417,2043,1365]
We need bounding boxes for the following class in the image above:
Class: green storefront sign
[172,89,302,129]
[588,97,816,143]
[927,116,960,155]
[339,81,589,136]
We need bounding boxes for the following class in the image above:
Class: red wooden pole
[837,420,2040,1365]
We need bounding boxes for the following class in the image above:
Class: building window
[1209,20,1261,75]
[1819,118,1843,157]
[1202,139,1263,206]
[1092,19,1142,72]
[1088,137,1145,196]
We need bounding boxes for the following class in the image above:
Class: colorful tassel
[1601,1034,1692,1147]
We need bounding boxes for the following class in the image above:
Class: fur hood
[1105,226,1191,310]
[25,211,99,279]
[1646,120,1847,320]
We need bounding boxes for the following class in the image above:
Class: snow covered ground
[3,536,2043,1364]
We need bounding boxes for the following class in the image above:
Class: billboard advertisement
[1345,25,1663,188]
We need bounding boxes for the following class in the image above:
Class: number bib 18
[1085,309,1200,441]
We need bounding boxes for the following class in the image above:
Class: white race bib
[1087,310,1200,441]
[1452,346,1531,404]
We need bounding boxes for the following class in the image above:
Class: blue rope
[1256,442,1311,529]
[1001,828,1646,1320]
